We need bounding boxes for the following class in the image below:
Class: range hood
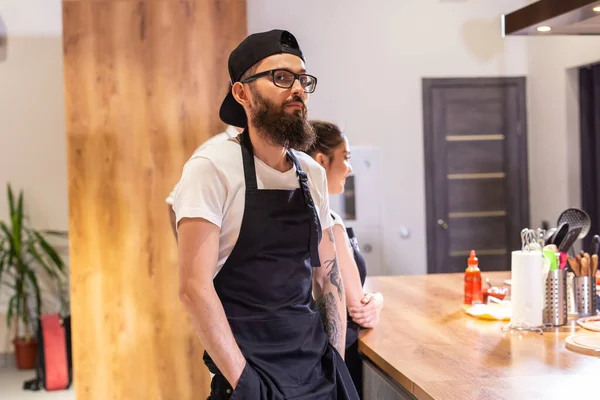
[503,0,600,35]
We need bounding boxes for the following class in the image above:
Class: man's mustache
[284,96,307,113]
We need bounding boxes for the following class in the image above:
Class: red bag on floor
[23,313,72,392]
[39,314,70,390]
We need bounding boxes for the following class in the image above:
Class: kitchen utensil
[537,228,545,247]
[557,208,591,240]
[565,333,600,357]
[544,228,557,245]
[543,249,558,270]
[558,252,568,270]
[581,257,589,276]
[557,226,583,253]
[521,228,541,251]
[550,222,569,247]
[592,254,598,277]
[591,235,600,256]
[568,256,580,276]
[543,244,558,253]
[584,253,591,273]
[544,269,567,326]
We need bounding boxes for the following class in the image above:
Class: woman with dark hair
[307,120,384,398]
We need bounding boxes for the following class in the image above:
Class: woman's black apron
[204,130,359,400]
[343,227,367,399]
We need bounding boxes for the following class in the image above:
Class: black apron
[343,226,367,399]
[204,130,359,400]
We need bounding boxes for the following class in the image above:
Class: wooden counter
[359,272,599,400]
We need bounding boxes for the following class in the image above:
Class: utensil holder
[567,272,577,316]
[544,269,567,326]
[574,276,597,317]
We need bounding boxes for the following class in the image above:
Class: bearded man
[173,30,359,400]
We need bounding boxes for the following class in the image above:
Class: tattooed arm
[313,227,347,357]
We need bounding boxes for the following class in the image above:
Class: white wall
[248,0,530,275]
[526,36,600,230]
[0,0,68,353]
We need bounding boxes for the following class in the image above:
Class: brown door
[423,77,530,274]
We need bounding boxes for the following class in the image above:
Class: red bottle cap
[468,250,478,266]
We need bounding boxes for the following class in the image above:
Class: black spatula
[558,226,583,253]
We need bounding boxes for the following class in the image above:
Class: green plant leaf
[1,281,16,290]
[7,185,23,259]
[0,223,15,273]
[39,230,69,238]
[27,240,58,279]
[0,221,13,243]
[6,294,16,327]
[0,221,17,266]
[0,241,6,291]
[33,231,65,274]
[23,265,41,317]
[7,184,14,220]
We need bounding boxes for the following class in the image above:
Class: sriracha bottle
[464,250,483,305]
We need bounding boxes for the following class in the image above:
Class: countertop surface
[359,272,599,400]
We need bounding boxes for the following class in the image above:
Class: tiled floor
[0,367,75,400]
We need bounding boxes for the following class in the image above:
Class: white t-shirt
[165,125,239,206]
[330,210,346,230]
[173,138,333,276]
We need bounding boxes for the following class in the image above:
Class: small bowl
[483,286,509,303]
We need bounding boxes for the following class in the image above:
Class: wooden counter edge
[358,340,434,400]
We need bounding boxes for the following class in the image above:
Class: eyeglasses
[240,69,318,93]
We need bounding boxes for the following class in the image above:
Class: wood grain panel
[449,216,507,251]
[360,273,598,400]
[445,140,504,174]
[445,99,504,135]
[62,1,246,399]
[448,179,506,212]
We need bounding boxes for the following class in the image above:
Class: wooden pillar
[61,1,246,398]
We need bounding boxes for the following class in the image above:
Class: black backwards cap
[219,29,305,127]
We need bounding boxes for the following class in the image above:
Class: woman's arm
[349,292,384,328]
[333,224,385,329]
[333,224,366,310]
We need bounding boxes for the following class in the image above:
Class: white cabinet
[329,146,384,275]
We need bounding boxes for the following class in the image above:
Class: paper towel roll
[511,250,544,327]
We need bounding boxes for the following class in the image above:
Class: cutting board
[577,316,600,332]
[565,333,600,357]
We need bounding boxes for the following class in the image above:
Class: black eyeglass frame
[239,69,318,93]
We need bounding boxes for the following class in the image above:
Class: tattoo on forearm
[327,228,334,243]
[317,292,342,353]
[324,257,344,301]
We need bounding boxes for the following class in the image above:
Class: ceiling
[503,0,600,35]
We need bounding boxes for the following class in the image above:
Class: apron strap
[287,149,322,267]
[240,129,258,190]
[239,129,322,267]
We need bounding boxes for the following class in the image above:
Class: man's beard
[248,91,316,152]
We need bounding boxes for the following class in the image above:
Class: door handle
[437,219,448,230]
